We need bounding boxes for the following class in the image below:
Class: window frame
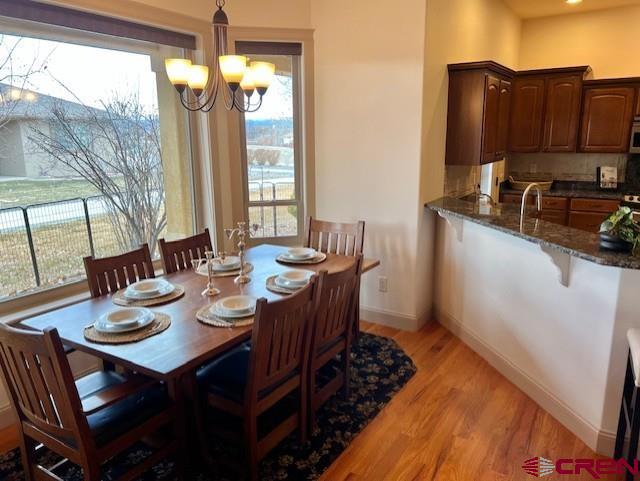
[237,45,305,245]
[0,15,200,307]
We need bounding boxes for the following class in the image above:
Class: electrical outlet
[378,276,388,292]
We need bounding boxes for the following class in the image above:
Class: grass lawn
[0,178,103,209]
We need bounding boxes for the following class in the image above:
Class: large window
[239,43,304,241]
[0,21,195,300]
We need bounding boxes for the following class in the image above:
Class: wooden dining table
[19,243,379,475]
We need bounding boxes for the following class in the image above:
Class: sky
[0,31,292,120]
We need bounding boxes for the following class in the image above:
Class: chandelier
[164,0,275,113]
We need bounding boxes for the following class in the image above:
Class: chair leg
[18,433,36,481]
[626,386,640,481]
[244,415,259,481]
[299,383,308,444]
[82,459,101,481]
[341,348,352,401]
[309,366,317,432]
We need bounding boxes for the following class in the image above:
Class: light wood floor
[0,321,608,480]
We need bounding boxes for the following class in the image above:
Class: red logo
[522,457,555,477]
[522,457,640,478]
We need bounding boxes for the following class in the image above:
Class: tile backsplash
[508,153,628,182]
[444,165,481,198]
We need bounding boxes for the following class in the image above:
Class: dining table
[18,243,380,475]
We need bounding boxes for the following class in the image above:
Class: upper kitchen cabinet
[508,77,545,152]
[446,62,515,165]
[579,80,637,153]
[509,67,590,153]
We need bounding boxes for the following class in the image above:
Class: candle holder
[225,221,259,285]
[195,250,221,297]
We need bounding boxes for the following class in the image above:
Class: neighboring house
[0,83,106,178]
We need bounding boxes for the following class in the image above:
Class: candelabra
[225,221,259,284]
[202,251,221,297]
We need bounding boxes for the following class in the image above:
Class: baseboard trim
[435,306,615,456]
[360,306,424,331]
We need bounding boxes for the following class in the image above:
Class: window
[0,19,195,300]
[239,43,304,241]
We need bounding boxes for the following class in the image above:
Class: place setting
[276,247,327,265]
[266,268,315,295]
[196,294,257,328]
[193,253,254,278]
[83,307,171,344]
[112,278,184,307]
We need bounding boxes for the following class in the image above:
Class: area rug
[0,333,416,481]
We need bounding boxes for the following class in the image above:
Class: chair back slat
[313,257,362,353]
[83,245,155,297]
[247,279,319,399]
[305,217,365,257]
[0,325,87,444]
[158,229,212,275]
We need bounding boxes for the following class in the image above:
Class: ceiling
[502,0,640,18]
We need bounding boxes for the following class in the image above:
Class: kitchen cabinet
[579,85,636,153]
[509,67,588,153]
[542,75,583,152]
[446,62,515,165]
[508,77,545,152]
[568,212,608,233]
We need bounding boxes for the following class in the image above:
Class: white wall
[310,0,427,329]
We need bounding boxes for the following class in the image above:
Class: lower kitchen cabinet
[568,212,608,233]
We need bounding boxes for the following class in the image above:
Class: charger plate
[112,284,185,307]
[84,313,171,344]
[196,304,254,328]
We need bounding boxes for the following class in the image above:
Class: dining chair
[158,228,213,274]
[195,278,320,481]
[83,244,155,298]
[0,323,179,481]
[305,217,365,339]
[305,217,365,256]
[308,255,363,430]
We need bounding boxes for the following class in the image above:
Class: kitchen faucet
[520,183,543,231]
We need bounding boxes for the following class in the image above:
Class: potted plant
[599,207,640,254]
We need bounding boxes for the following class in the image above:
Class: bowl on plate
[213,295,257,318]
[95,307,154,333]
[212,256,242,272]
[275,269,314,289]
[125,279,173,299]
[283,247,317,260]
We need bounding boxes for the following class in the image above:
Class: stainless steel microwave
[631,117,640,153]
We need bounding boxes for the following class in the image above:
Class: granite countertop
[500,186,624,200]
[426,197,640,270]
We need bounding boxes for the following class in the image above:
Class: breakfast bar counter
[427,196,640,456]
[427,196,640,270]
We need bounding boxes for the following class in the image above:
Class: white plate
[101,307,153,328]
[94,311,154,334]
[125,279,174,299]
[283,247,316,260]
[212,295,257,318]
[212,256,242,272]
[275,269,314,288]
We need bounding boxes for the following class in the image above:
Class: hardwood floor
[0,321,609,480]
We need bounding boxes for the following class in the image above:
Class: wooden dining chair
[195,278,320,481]
[305,217,365,338]
[308,255,362,430]
[0,323,179,481]
[305,217,365,256]
[158,229,213,274]
[83,244,155,298]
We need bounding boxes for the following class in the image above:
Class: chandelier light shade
[164,0,275,113]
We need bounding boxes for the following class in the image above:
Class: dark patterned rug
[0,333,416,481]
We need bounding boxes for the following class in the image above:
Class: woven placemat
[196,305,254,328]
[265,275,300,295]
[112,284,185,307]
[196,262,255,278]
[276,253,327,265]
[84,313,171,344]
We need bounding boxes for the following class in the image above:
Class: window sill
[0,280,91,325]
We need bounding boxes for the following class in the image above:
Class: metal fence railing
[0,195,124,299]
[247,181,297,238]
